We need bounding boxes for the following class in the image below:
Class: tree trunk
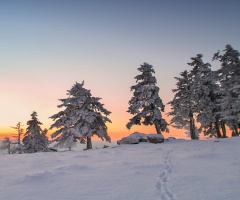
[154,121,162,135]
[18,133,21,145]
[189,111,198,140]
[189,118,195,139]
[8,142,11,154]
[221,120,227,138]
[86,137,92,150]
[215,119,222,138]
[232,120,239,137]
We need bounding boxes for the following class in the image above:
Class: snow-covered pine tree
[127,62,168,136]
[38,129,50,150]
[50,81,111,150]
[22,111,49,153]
[188,54,224,138]
[188,54,211,105]
[213,45,240,136]
[167,70,198,139]
[195,67,225,138]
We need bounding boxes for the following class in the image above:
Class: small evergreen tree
[168,70,198,139]
[38,129,50,150]
[126,62,168,136]
[50,81,111,150]
[213,45,240,136]
[22,111,49,153]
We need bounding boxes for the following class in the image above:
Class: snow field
[1,137,240,200]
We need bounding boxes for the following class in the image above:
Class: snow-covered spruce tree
[188,54,224,138]
[38,129,50,150]
[126,62,168,136]
[50,81,111,150]
[167,70,198,139]
[22,111,49,153]
[196,69,225,138]
[213,45,240,136]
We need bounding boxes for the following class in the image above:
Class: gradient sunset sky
[1,0,240,140]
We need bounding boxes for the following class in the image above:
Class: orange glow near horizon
[0,123,189,141]
[0,104,199,141]
[0,103,232,141]
[1,122,234,141]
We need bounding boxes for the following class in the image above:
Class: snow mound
[117,132,164,145]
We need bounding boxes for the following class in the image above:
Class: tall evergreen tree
[168,70,198,139]
[195,68,225,138]
[22,111,49,153]
[213,45,240,136]
[50,81,111,150]
[188,54,225,138]
[127,62,168,136]
[187,54,211,106]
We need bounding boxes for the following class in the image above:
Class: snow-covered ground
[1,137,240,200]
[0,140,117,154]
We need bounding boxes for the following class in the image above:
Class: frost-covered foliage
[195,68,225,138]
[22,112,49,153]
[0,137,24,154]
[169,46,239,139]
[38,129,49,150]
[168,70,198,139]
[188,54,225,138]
[188,54,211,105]
[0,137,12,154]
[213,45,240,136]
[127,63,168,135]
[168,55,224,139]
[50,81,111,150]
[11,143,25,154]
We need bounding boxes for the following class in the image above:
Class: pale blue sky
[1,0,240,139]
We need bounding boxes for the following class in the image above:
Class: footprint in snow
[156,151,176,200]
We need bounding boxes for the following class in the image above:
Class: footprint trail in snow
[156,151,176,200]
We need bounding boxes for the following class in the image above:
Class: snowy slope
[0,137,240,200]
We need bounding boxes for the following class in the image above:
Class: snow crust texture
[1,137,240,200]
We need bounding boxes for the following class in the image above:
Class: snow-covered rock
[117,132,164,145]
